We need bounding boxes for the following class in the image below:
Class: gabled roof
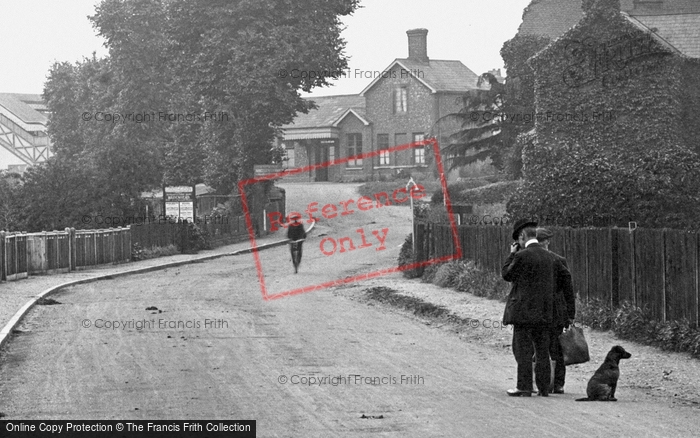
[517,0,700,59]
[279,94,367,140]
[359,59,482,96]
[282,94,365,130]
[0,93,48,130]
[629,13,700,57]
[333,108,370,127]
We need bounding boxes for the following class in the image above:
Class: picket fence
[413,222,700,326]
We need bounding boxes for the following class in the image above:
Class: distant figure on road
[502,219,556,397]
[536,227,575,394]
[287,213,307,274]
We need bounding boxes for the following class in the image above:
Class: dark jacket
[287,222,306,241]
[502,243,555,326]
[549,251,575,327]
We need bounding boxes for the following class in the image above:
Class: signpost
[163,186,195,221]
[406,177,419,253]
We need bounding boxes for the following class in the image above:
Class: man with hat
[536,227,575,394]
[502,218,556,397]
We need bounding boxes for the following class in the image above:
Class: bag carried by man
[559,324,590,365]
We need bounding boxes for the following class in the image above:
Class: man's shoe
[551,386,564,394]
[537,391,549,397]
[506,389,532,397]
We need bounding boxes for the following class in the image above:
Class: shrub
[577,298,700,358]
[419,259,511,301]
[133,243,179,260]
[431,180,520,206]
[397,233,421,279]
[454,260,510,301]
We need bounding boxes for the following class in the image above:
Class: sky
[0,0,532,167]
[0,0,532,96]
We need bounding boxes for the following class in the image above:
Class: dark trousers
[290,241,303,261]
[550,326,565,387]
[512,325,550,392]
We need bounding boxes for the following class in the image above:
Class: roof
[281,94,365,130]
[360,59,482,96]
[517,0,700,58]
[0,93,48,126]
[516,0,584,40]
[630,13,700,57]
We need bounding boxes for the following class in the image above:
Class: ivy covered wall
[507,0,700,229]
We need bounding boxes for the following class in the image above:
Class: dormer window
[393,87,408,113]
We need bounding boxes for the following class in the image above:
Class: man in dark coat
[536,227,575,394]
[287,213,307,274]
[502,219,555,397]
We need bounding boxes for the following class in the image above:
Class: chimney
[407,28,429,63]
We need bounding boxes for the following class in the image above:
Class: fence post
[66,227,75,271]
[0,231,5,281]
[662,228,667,323]
[629,225,637,308]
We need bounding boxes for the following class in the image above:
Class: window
[377,134,390,165]
[393,87,408,113]
[413,133,425,164]
[347,133,363,166]
[379,150,390,166]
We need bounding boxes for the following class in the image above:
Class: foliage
[132,243,179,261]
[430,33,551,179]
[507,2,700,229]
[0,171,23,231]
[32,0,358,230]
[420,260,510,301]
[577,299,700,358]
[432,180,520,207]
[397,233,421,279]
[431,73,507,171]
[182,222,212,253]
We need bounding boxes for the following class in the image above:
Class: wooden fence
[1,216,250,282]
[414,222,700,326]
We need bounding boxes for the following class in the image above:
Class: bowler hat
[512,218,538,240]
[536,227,553,242]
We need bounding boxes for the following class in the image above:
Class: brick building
[278,29,488,182]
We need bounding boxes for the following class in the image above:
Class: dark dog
[576,345,632,401]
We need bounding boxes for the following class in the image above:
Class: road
[1,182,698,437]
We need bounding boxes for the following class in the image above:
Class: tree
[430,34,551,179]
[90,0,359,192]
[0,171,23,231]
[32,0,359,229]
[431,72,506,172]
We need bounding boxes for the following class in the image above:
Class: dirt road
[1,182,698,437]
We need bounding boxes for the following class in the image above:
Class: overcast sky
[0,0,531,97]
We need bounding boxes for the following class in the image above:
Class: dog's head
[607,345,632,363]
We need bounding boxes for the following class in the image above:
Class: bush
[420,259,511,301]
[577,298,700,358]
[453,260,510,301]
[178,222,211,253]
[132,243,179,261]
[397,233,421,279]
[430,179,519,206]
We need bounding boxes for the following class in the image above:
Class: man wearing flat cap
[502,219,556,397]
[537,227,575,394]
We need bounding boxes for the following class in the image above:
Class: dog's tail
[575,397,592,401]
